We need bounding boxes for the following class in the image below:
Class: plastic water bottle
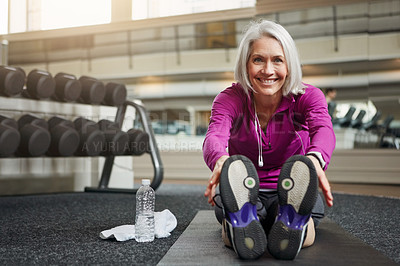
[135,179,155,242]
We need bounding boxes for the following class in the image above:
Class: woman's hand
[307,155,334,207]
[204,155,229,206]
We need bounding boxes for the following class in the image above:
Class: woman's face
[247,35,288,98]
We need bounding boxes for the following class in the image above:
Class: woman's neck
[253,93,282,129]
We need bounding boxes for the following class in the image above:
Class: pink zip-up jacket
[203,83,336,190]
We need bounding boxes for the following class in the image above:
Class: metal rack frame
[85,100,163,193]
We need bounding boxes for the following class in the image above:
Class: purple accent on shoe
[277,205,310,230]
[227,202,259,228]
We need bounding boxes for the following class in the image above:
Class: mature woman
[203,20,335,260]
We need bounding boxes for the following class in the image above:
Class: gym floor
[330,183,400,198]
[1,181,399,265]
[163,179,400,199]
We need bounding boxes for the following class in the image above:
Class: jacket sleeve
[298,85,336,169]
[203,86,241,171]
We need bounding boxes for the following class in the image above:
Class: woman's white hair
[234,19,305,96]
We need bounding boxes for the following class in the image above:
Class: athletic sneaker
[267,155,318,260]
[219,155,267,260]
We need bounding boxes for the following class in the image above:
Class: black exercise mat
[158,210,397,265]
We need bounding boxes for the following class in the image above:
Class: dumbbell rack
[85,100,164,193]
[0,66,163,193]
[0,97,164,193]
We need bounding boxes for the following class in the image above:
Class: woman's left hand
[204,155,229,206]
[307,155,334,207]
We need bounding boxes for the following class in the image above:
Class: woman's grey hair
[234,19,305,96]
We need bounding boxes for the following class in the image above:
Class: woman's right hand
[204,155,229,206]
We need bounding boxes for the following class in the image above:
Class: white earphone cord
[254,106,264,167]
[255,107,305,168]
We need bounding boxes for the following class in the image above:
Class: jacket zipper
[265,119,272,150]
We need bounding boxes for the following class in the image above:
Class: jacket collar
[249,92,295,116]
[276,94,295,113]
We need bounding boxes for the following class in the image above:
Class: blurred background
[0,0,399,195]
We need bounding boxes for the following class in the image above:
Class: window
[41,0,111,30]
[9,0,26,33]
[0,0,8,34]
[132,0,255,20]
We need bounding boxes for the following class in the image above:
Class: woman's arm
[204,155,229,206]
[203,86,243,205]
[307,155,333,207]
[300,85,336,207]
[300,85,336,169]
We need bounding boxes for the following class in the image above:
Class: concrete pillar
[187,106,196,136]
[0,40,8,65]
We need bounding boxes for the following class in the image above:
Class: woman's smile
[247,35,288,98]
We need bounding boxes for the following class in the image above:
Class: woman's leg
[256,192,323,249]
[257,192,278,235]
[311,193,325,227]
[302,218,315,247]
[215,155,267,260]
[267,155,319,260]
[215,190,267,249]
[303,193,325,248]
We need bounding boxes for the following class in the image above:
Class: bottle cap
[142,179,151,186]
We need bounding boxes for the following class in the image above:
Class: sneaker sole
[268,155,318,260]
[220,155,267,260]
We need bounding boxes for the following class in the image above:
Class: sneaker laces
[212,194,223,209]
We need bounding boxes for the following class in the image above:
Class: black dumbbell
[98,120,128,156]
[47,117,80,156]
[73,117,106,156]
[103,82,127,106]
[53,73,82,102]
[25,69,56,99]
[0,115,21,157]
[17,114,51,157]
[78,76,105,105]
[0,65,25,97]
[125,128,149,156]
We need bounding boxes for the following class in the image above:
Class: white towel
[99,209,177,242]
